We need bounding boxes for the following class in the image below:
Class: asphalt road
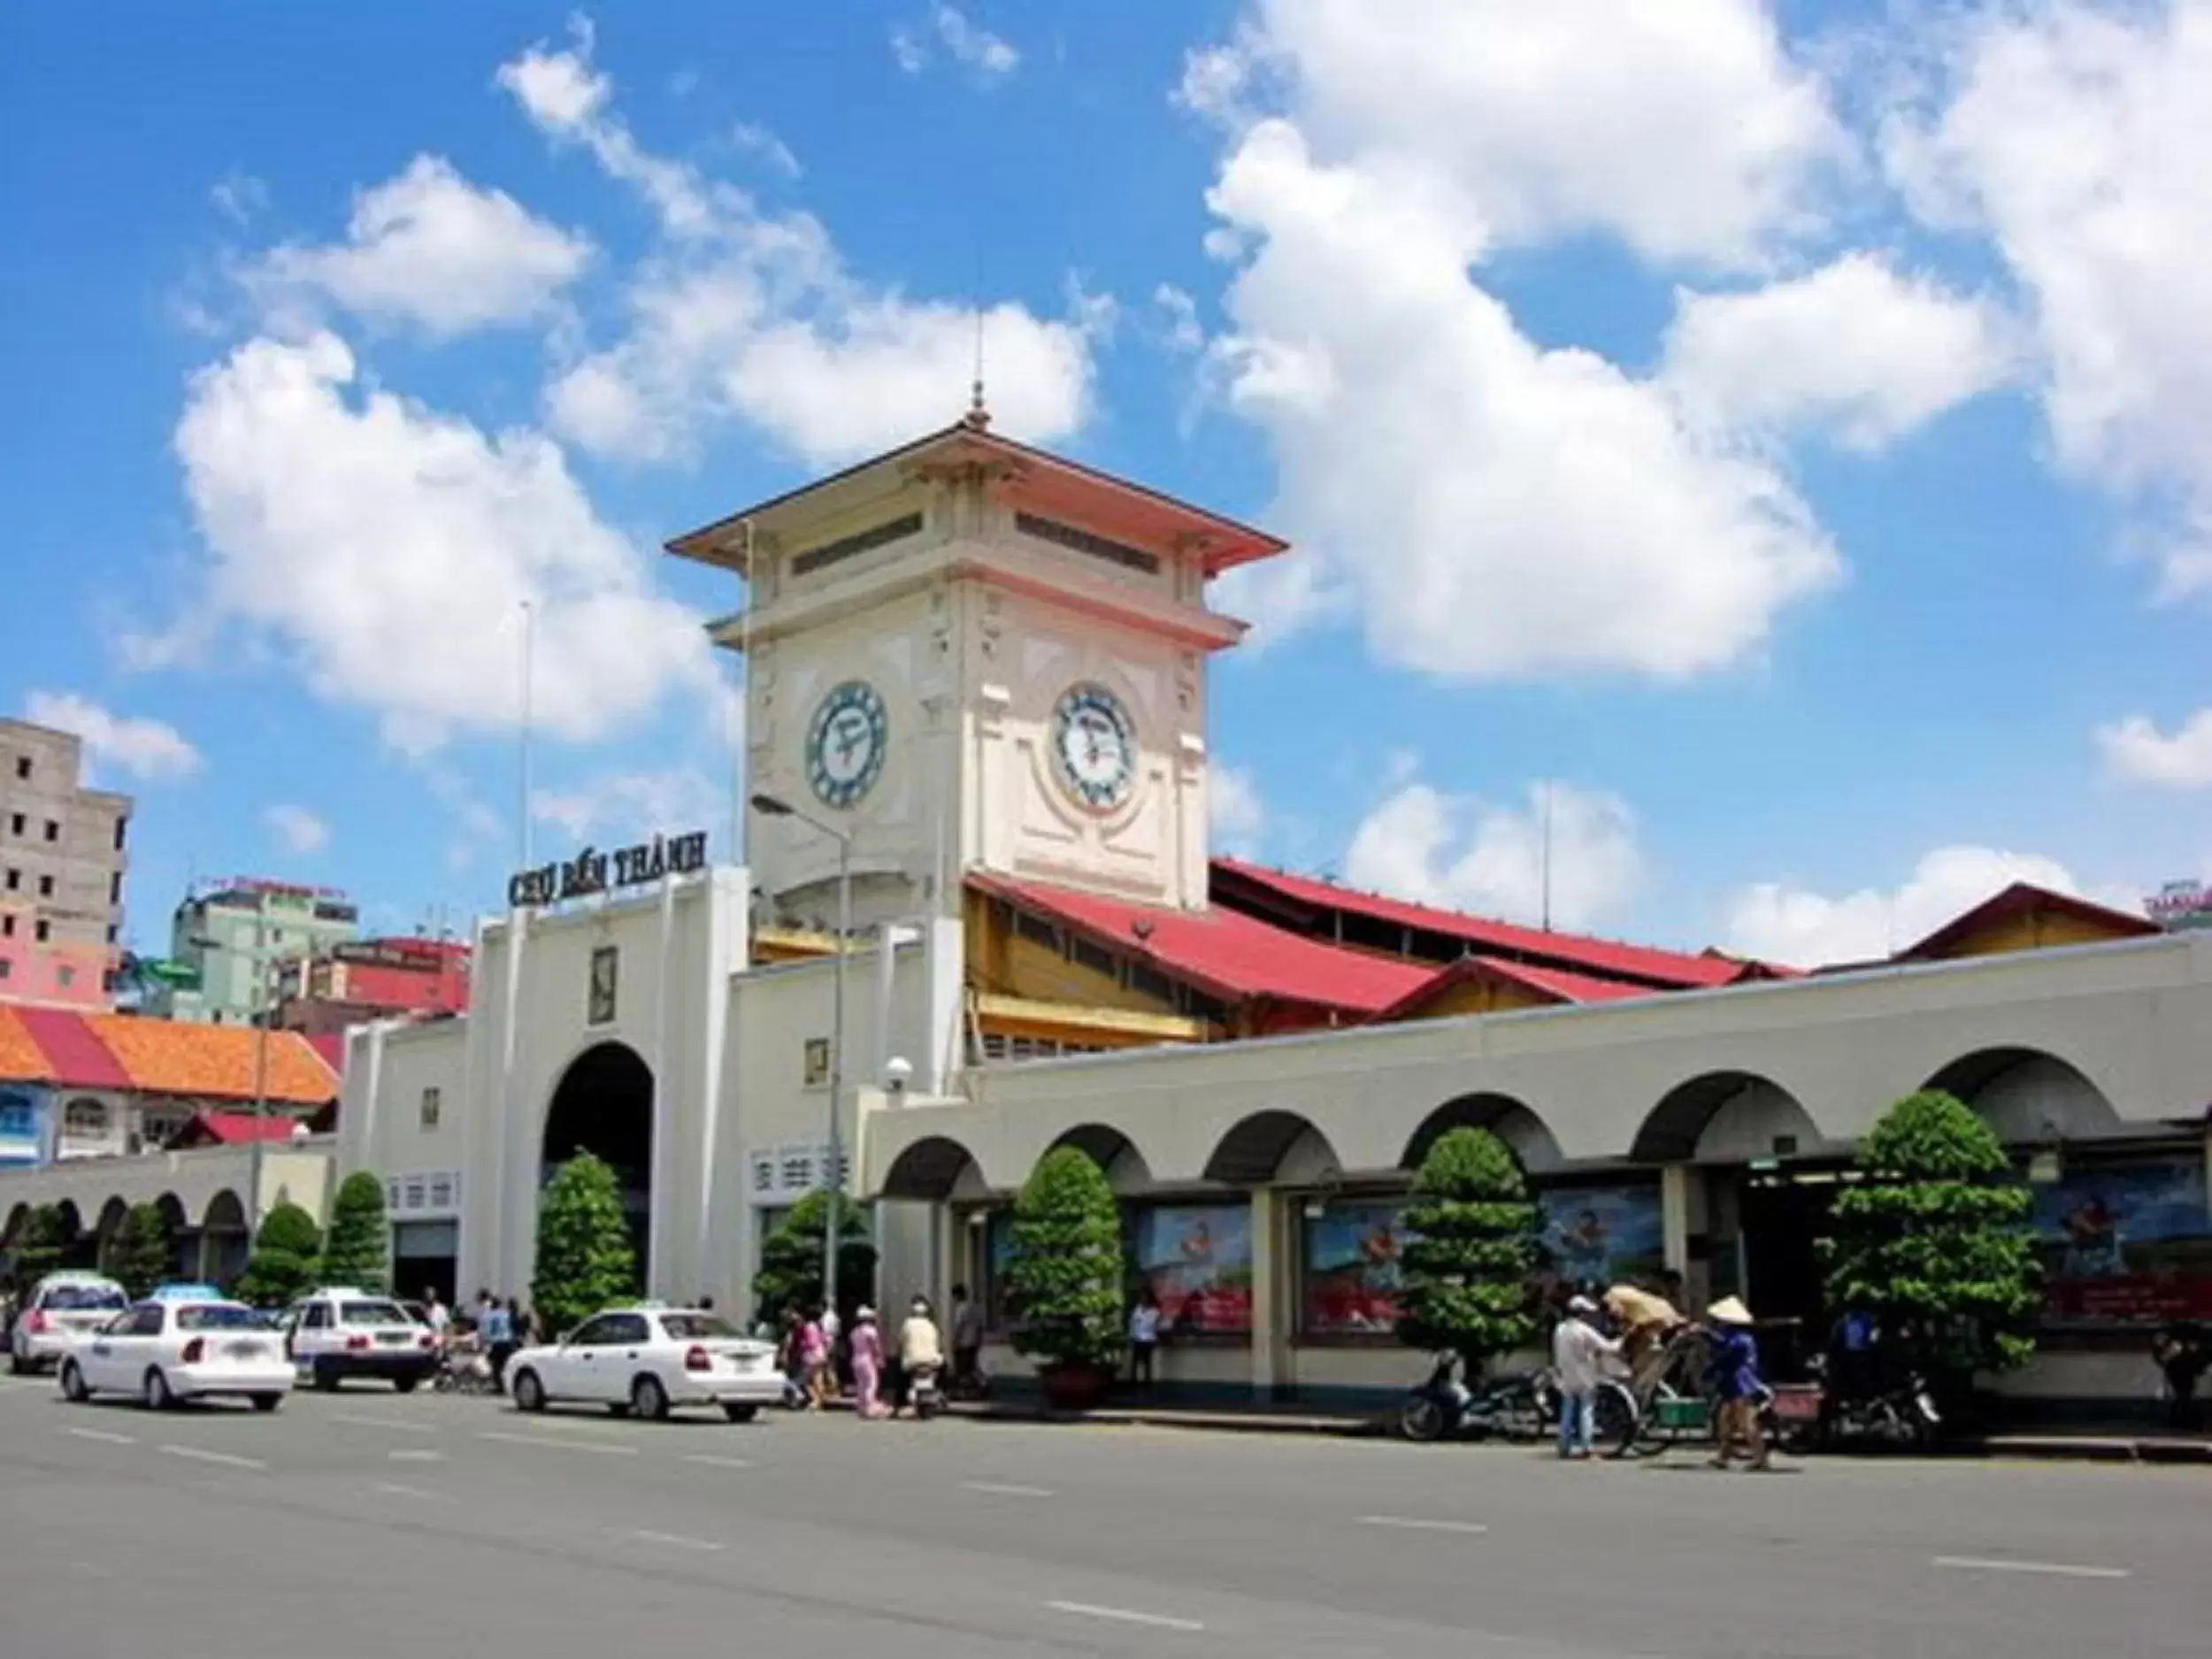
[1,1371,2206,1659]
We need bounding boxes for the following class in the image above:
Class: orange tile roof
[0,1006,52,1083]
[77,1013,338,1105]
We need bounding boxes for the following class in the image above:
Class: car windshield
[658,1313,742,1340]
[44,1284,127,1312]
[340,1300,412,1326]
[176,1304,263,1331]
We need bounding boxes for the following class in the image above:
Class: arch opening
[1202,1110,1341,1187]
[541,1041,655,1284]
[199,1190,250,1286]
[879,1136,983,1203]
[1632,1071,1823,1165]
[1404,1093,1564,1175]
[1922,1048,2126,1144]
[1048,1124,1154,1193]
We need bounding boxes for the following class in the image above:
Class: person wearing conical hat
[1704,1296,1770,1471]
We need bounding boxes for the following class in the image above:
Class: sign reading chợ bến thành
[507,830,708,910]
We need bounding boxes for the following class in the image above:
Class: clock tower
[666,411,1286,933]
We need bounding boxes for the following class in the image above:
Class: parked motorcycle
[1399,1353,1571,1443]
[1805,1353,1939,1449]
[908,1360,944,1420]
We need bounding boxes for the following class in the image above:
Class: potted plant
[1005,1147,1125,1409]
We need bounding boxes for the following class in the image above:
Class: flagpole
[519,600,535,872]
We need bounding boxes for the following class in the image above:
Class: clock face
[1052,683,1137,810]
[805,680,888,809]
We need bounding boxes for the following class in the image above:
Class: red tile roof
[303,1032,347,1077]
[1377,956,1656,1021]
[0,1006,53,1082]
[166,1109,314,1148]
[971,873,1434,1015]
[1210,858,1744,989]
[11,1006,134,1090]
[0,1010,337,1105]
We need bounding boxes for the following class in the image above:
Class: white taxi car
[507,1307,782,1422]
[58,1296,292,1410]
[284,1288,439,1392]
[9,1272,129,1374]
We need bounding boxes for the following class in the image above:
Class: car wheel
[510,1369,546,1413]
[59,1360,89,1402]
[631,1374,670,1423]
[392,1375,420,1395]
[8,1347,30,1377]
[312,1360,341,1393]
[722,1402,759,1424]
[250,1394,282,1414]
[144,1369,175,1412]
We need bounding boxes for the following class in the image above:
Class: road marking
[65,1426,137,1447]
[160,1444,266,1471]
[962,1480,1054,1498]
[682,1454,756,1471]
[1933,1556,2131,1580]
[630,1528,724,1553]
[1357,1515,1489,1535]
[387,1448,444,1463]
[333,1412,439,1434]
[479,1430,638,1456]
[1046,1601,1205,1632]
[373,1481,444,1501]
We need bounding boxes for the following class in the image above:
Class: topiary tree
[321,1171,390,1293]
[12,1204,70,1287]
[1396,1127,1540,1374]
[1823,1089,2039,1399]
[234,1202,323,1309]
[532,1153,636,1339]
[1005,1147,1125,1377]
[111,1203,175,1300]
[750,1191,877,1327]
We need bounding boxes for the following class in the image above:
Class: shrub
[111,1203,175,1300]
[321,1172,390,1293]
[750,1191,877,1326]
[12,1203,71,1286]
[1396,1127,1540,1372]
[234,1202,323,1309]
[1823,1089,2040,1389]
[532,1153,636,1338]
[1005,1147,1125,1373]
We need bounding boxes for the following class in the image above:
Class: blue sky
[4,1,2208,967]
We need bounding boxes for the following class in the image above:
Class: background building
[273,934,471,1036]
[0,718,131,1010]
[148,878,358,1025]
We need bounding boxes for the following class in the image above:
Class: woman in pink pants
[850,1307,888,1419]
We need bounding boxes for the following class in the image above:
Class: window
[340,1300,411,1326]
[104,925,116,944]
[4,869,16,891]
[34,921,49,943]
[42,1284,126,1313]
[57,966,75,988]
[7,814,20,835]
[657,1313,741,1340]
[1015,911,1058,949]
[64,1098,110,1137]
[1301,1199,1414,1339]
[803,1036,831,1087]
[303,1302,332,1331]
[568,1313,623,1346]
[42,820,58,842]
[588,944,618,1025]
[1071,938,1117,977]
[601,1313,650,1346]
[176,1304,260,1332]
[12,756,27,780]
[37,874,53,897]
[0,915,12,937]
[122,1304,165,1339]
[419,1087,442,1129]
[109,872,121,902]
[1132,1203,1256,1336]
[113,817,127,850]
[0,960,10,980]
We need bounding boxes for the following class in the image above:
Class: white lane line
[373,1481,444,1501]
[630,1528,725,1553]
[333,1412,440,1434]
[1358,1515,1489,1535]
[1933,1556,2131,1581]
[160,1444,266,1471]
[1047,1601,1205,1632]
[962,1480,1055,1498]
[479,1430,638,1456]
[65,1426,137,1446]
[682,1454,756,1470]
[387,1448,444,1463]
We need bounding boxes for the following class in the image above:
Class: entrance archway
[541,1041,655,1286]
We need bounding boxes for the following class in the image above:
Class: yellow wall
[1393,974,1554,1020]
[1933,908,2139,961]
[964,896,1183,1018]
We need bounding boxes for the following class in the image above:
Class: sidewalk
[949,1395,2212,1463]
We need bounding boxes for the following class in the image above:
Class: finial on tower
[963,298,991,430]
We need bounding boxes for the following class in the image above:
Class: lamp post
[749,793,851,1321]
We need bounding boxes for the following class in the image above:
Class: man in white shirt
[1552,1296,1621,1460]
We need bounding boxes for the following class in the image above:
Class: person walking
[949,1283,984,1397]
[797,1305,832,1409]
[1553,1295,1621,1460]
[480,1294,516,1392]
[1129,1286,1162,1390]
[1706,1297,1770,1471]
[850,1307,887,1420]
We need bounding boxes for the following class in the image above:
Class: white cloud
[1190,0,1844,270]
[211,172,267,227]
[168,330,715,753]
[1154,283,1205,353]
[1210,763,1267,857]
[531,768,723,845]
[728,121,801,180]
[1886,1,2212,594]
[894,7,1019,81]
[1343,778,1644,931]
[20,692,202,783]
[253,155,592,336]
[2098,708,2212,788]
[1203,119,1840,679]
[1723,844,2135,968]
[1663,253,2016,450]
[504,24,1093,466]
[264,803,329,855]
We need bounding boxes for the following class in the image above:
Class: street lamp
[749,792,852,1322]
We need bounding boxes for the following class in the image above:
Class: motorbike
[1398,1353,1564,1443]
[1805,1353,1940,1449]
[907,1360,944,1420]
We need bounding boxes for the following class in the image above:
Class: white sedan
[507,1307,783,1422]
[59,1298,294,1411]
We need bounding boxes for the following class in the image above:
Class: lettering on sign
[2147,879,2212,931]
[507,829,708,910]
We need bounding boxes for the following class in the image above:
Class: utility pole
[248,892,271,1225]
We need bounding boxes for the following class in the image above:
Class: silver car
[10,1273,129,1374]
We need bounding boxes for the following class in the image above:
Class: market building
[4,415,2208,1419]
